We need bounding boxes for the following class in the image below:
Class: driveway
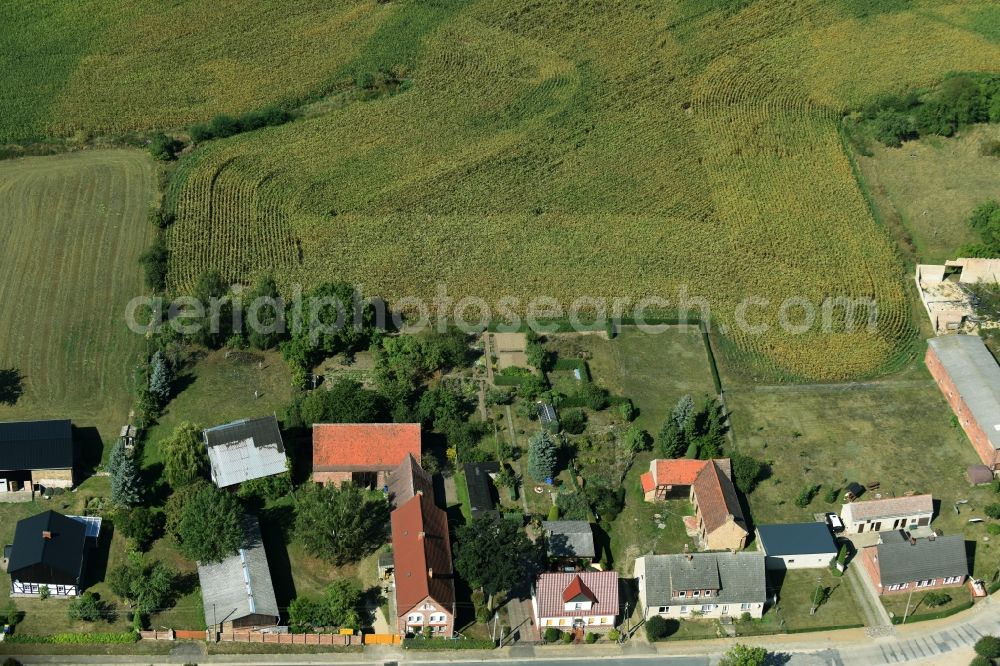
[845,562,894,631]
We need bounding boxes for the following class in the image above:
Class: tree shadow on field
[0,366,24,405]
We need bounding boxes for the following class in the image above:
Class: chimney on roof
[416,489,424,496]
[910,536,917,546]
[683,544,692,561]
[418,531,426,540]
[41,531,52,540]
[428,568,434,579]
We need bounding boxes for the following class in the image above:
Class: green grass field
[856,124,1000,264]
[0,150,155,456]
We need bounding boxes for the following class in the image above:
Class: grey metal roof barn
[875,533,969,587]
[0,420,73,471]
[756,523,837,557]
[203,416,286,488]
[542,520,596,559]
[197,515,279,630]
[639,552,766,607]
[927,335,1000,449]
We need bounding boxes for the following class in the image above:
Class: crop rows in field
[165,0,1000,381]
[0,151,154,438]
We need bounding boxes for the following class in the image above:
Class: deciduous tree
[454,513,538,602]
[176,484,243,563]
[162,422,208,488]
[295,483,389,565]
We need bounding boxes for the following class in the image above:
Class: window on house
[693,591,700,597]
[740,603,752,610]
[658,606,667,613]
[575,603,582,610]
[680,606,688,614]
[678,591,686,598]
[704,590,712,597]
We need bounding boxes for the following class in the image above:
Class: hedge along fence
[4,632,140,644]
[494,375,531,387]
[785,623,865,634]
[552,358,591,381]
[890,600,974,625]
[402,637,495,650]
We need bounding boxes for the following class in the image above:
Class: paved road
[9,597,999,665]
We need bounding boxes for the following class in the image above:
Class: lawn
[142,349,293,470]
[881,587,972,624]
[855,124,1000,264]
[727,380,1000,580]
[770,568,864,632]
[0,150,155,465]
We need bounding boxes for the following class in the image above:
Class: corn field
[148,0,1000,380]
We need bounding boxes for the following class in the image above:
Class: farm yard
[727,379,1000,583]
[0,150,155,457]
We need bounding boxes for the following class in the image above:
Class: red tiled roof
[562,575,597,603]
[535,571,618,619]
[391,492,455,614]
[312,423,421,472]
[651,458,710,486]
[640,471,655,493]
[692,460,746,535]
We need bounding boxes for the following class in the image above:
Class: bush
[117,506,164,552]
[561,631,574,644]
[984,503,1000,520]
[138,234,169,292]
[988,524,1000,536]
[823,486,840,504]
[970,655,991,666]
[871,109,916,147]
[607,628,620,641]
[148,133,182,161]
[544,627,562,643]
[795,484,821,508]
[189,105,293,143]
[561,408,587,435]
[67,592,106,623]
[618,400,635,422]
[4,632,138,644]
[923,591,951,608]
[585,632,598,644]
[730,452,765,494]
[981,140,1000,158]
[975,635,1000,659]
[645,615,671,641]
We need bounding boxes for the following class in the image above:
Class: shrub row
[190,105,292,143]
[890,600,973,625]
[402,637,495,650]
[5,631,139,644]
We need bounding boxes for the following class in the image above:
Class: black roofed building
[0,419,74,495]
[860,531,969,595]
[634,551,767,620]
[4,511,87,597]
[198,515,279,632]
[202,416,287,489]
[463,461,500,520]
[755,522,838,570]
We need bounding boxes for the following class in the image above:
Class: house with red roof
[691,460,748,552]
[312,423,421,487]
[641,458,721,501]
[390,489,455,637]
[531,571,619,632]
[643,458,747,551]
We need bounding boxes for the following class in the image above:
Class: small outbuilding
[464,461,500,520]
[0,419,74,494]
[755,523,838,570]
[542,520,596,564]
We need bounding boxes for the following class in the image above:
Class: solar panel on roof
[68,515,102,539]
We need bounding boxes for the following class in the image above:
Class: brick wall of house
[926,346,998,469]
[860,545,967,595]
[397,598,454,637]
[312,471,352,485]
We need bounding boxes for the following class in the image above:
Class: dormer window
[678,591,686,598]
[693,590,700,597]
[704,590,712,597]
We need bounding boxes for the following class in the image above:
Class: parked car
[826,513,845,533]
